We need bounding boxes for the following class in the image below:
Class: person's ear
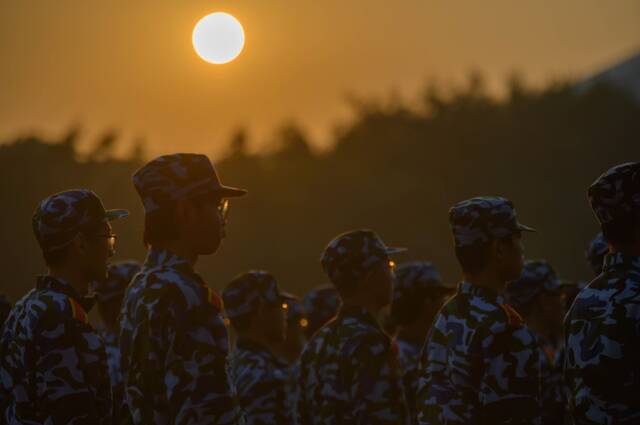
[175,199,190,223]
[69,233,88,257]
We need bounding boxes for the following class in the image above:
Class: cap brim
[385,246,407,255]
[517,223,537,233]
[105,209,129,221]
[216,185,248,198]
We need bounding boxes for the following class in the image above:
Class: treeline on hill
[1,77,639,301]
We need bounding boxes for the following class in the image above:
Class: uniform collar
[236,337,277,360]
[36,275,96,312]
[458,281,505,304]
[146,247,196,275]
[338,304,380,328]
[603,252,640,274]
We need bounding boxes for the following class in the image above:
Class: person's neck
[609,242,640,257]
[339,293,380,318]
[526,313,553,342]
[237,329,277,354]
[48,266,89,297]
[398,321,430,344]
[463,269,504,292]
[151,239,198,267]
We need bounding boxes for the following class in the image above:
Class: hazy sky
[1,0,639,157]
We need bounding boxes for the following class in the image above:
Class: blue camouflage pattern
[32,189,128,252]
[417,281,541,425]
[222,271,281,320]
[585,233,608,276]
[320,229,405,288]
[132,153,247,213]
[505,259,561,310]
[449,197,535,247]
[0,276,112,424]
[588,162,640,225]
[228,338,293,425]
[564,252,640,424]
[395,337,422,425]
[119,248,242,425]
[297,305,408,425]
[92,260,141,302]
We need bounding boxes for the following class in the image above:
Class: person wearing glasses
[223,271,292,425]
[119,153,247,425]
[297,229,408,425]
[91,260,141,424]
[0,189,128,424]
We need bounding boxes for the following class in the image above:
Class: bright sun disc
[192,12,245,64]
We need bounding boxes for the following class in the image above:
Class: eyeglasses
[94,233,117,251]
[218,199,230,221]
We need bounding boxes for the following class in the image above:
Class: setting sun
[192,12,245,65]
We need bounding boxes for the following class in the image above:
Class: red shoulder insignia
[69,297,88,324]
[499,303,524,328]
[207,287,223,312]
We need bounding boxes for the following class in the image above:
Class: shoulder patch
[499,303,524,328]
[69,297,88,324]
[207,287,223,312]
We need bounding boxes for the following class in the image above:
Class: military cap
[588,162,640,225]
[281,291,306,326]
[505,259,561,309]
[222,271,282,320]
[302,285,341,333]
[91,260,141,302]
[32,189,128,252]
[133,153,247,213]
[585,233,609,275]
[320,229,406,287]
[449,196,535,247]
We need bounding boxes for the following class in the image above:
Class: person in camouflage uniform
[302,284,341,338]
[0,295,10,333]
[297,229,408,425]
[505,260,565,425]
[223,271,292,425]
[119,153,247,425]
[92,259,141,423]
[390,261,455,425]
[417,196,541,425]
[585,233,608,276]
[564,162,640,424]
[0,189,128,424]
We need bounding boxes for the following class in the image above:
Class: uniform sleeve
[234,358,291,425]
[163,300,243,425]
[349,335,408,425]
[35,311,113,425]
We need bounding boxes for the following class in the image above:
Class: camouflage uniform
[417,197,541,425]
[92,260,141,423]
[297,230,408,425]
[505,260,564,425]
[223,271,293,425]
[302,284,341,337]
[391,261,453,425]
[0,189,128,424]
[565,162,640,424]
[120,153,246,425]
[585,233,608,276]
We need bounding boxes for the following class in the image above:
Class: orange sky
[1,0,639,158]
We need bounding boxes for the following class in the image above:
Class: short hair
[143,193,216,246]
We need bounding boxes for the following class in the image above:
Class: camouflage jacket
[417,281,541,425]
[0,276,112,424]
[395,336,423,425]
[228,338,293,425]
[296,305,407,425]
[99,326,126,423]
[564,252,640,424]
[119,248,242,425]
[536,338,563,425]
